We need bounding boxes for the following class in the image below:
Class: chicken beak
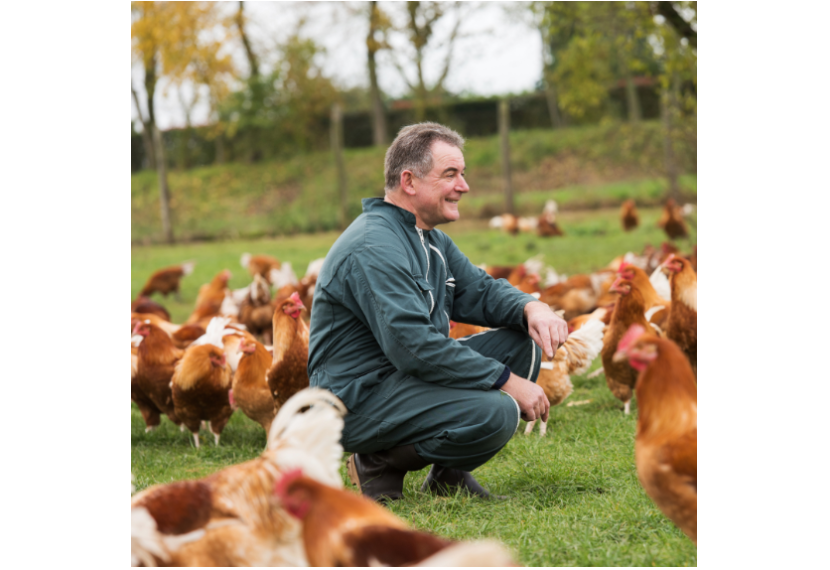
[612,349,628,363]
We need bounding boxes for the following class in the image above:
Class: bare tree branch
[654,1,696,48]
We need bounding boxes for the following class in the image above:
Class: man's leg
[344,328,541,500]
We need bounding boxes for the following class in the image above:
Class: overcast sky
[131,1,543,130]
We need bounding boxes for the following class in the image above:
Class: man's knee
[489,391,521,447]
[459,328,541,382]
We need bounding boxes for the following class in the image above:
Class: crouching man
[308,122,567,501]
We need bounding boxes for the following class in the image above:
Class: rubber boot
[420,465,503,499]
[347,444,429,503]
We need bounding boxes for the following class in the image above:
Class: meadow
[131,206,697,566]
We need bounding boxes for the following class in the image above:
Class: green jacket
[308,198,537,410]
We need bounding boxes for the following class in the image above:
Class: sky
[131,1,543,130]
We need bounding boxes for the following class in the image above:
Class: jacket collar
[362,197,420,228]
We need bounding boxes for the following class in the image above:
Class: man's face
[410,140,470,229]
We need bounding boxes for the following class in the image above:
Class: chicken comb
[288,292,304,306]
[617,324,646,354]
[274,467,304,501]
[660,253,676,267]
[618,261,630,272]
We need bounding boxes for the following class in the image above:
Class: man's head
[384,122,469,230]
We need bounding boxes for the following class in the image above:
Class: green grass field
[131,207,697,566]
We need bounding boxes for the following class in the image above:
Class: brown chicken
[239,274,276,344]
[661,254,697,375]
[241,252,281,282]
[537,216,565,237]
[567,306,609,333]
[131,296,171,321]
[138,261,195,299]
[171,341,234,448]
[186,269,231,325]
[484,265,514,281]
[617,263,671,329]
[449,321,489,339]
[132,321,183,430]
[170,324,206,349]
[275,469,518,566]
[658,198,689,240]
[131,389,348,566]
[539,273,610,321]
[524,318,605,436]
[230,337,277,435]
[613,325,697,544]
[620,199,639,231]
[267,293,310,409]
[600,277,659,414]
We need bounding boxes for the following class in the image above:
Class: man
[308,122,568,502]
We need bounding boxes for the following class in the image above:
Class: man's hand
[524,300,569,359]
[501,372,550,422]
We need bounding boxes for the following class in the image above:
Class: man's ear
[400,170,416,196]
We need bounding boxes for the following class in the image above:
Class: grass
[131,208,697,566]
[132,120,696,243]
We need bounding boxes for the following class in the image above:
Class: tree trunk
[236,1,260,78]
[331,103,348,230]
[152,125,175,244]
[499,100,514,215]
[544,74,563,129]
[624,73,642,124]
[131,85,156,169]
[368,1,387,146]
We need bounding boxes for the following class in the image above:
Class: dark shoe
[347,444,429,503]
[420,465,504,499]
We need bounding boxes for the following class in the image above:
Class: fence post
[331,103,348,230]
[152,125,174,244]
[499,99,514,215]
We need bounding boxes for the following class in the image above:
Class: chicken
[138,261,195,299]
[567,306,609,333]
[241,253,281,282]
[616,263,671,329]
[600,277,660,414]
[170,324,206,349]
[170,318,235,448]
[131,296,171,321]
[539,272,611,321]
[132,320,183,431]
[238,274,276,344]
[275,469,518,566]
[230,337,277,436]
[484,264,514,281]
[131,388,348,566]
[448,321,489,340]
[525,318,605,436]
[186,269,231,325]
[131,312,180,337]
[501,213,519,235]
[268,261,300,290]
[658,198,689,240]
[537,200,565,237]
[661,254,697,375]
[267,293,310,409]
[612,325,697,544]
[621,199,639,231]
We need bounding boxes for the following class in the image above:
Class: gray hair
[384,122,465,192]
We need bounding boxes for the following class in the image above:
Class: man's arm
[341,247,508,391]
[442,235,568,351]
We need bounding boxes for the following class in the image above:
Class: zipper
[416,227,434,314]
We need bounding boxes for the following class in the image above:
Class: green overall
[308,198,541,471]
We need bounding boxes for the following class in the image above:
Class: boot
[347,444,429,503]
[420,465,503,499]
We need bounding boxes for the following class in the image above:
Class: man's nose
[456,175,470,192]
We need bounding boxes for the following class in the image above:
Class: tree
[388,1,469,121]
[131,1,236,242]
[367,1,391,145]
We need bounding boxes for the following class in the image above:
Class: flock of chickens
[131,198,697,566]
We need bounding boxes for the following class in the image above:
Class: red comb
[289,292,304,306]
[660,253,676,267]
[617,324,646,354]
[274,467,304,501]
[618,262,630,272]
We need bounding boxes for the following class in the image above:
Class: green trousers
[341,328,542,472]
